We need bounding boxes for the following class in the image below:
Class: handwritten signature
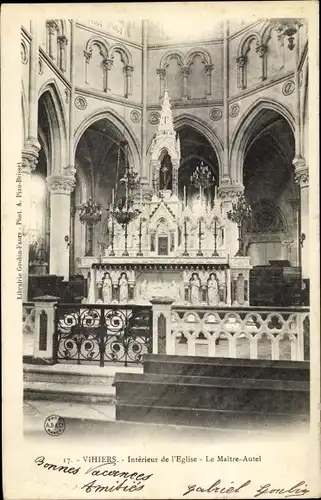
[183,480,310,498]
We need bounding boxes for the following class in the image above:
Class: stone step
[24,382,115,404]
[23,363,142,386]
[115,403,309,429]
[114,373,309,414]
[143,354,309,381]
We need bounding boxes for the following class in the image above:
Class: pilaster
[47,175,76,279]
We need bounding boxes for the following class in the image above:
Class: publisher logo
[44,415,66,436]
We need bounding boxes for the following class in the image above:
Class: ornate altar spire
[158,90,175,136]
[150,90,180,197]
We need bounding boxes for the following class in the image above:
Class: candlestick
[182,219,189,257]
[197,219,203,257]
[112,188,115,207]
[109,219,115,256]
[137,218,143,256]
[214,185,217,199]
[212,217,219,256]
[199,186,202,204]
[140,185,143,209]
[184,186,186,207]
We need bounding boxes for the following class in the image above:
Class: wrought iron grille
[54,304,153,367]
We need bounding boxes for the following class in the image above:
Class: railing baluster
[170,305,309,362]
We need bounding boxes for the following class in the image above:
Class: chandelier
[190,161,215,189]
[79,197,102,225]
[270,18,303,51]
[108,138,141,256]
[110,139,141,227]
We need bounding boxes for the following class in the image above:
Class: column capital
[125,64,134,75]
[57,35,68,48]
[218,184,244,201]
[205,63,214,74]
[22,139,40,174]
[256,43,268,58]
[236,55,248,67]
[83,50,92,62]
[46,20,59,34]
[47,175,76,195]
[156,68,166,79]
[181,65,190,77]
[102,57,113,70]
[293,156,309,188]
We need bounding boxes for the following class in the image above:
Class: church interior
[21,17,311,431]
[22,18,309,308]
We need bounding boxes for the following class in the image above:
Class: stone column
[102,58,113,92]
[171,159,179,197]
[22,20,40,300]
[33,295,60,360]
[236,55,247,89]
[157,69,166,99]
[222,20,231,184]
[205,64,213,96]
[141,21,148,182]
[181,66,189,101]
[57,35,68,73]
[256,43,267,81]
[125,65,134,97]
[46,20,59,62]
[47,175,75,280]
[294,158,309,279]
[150,297,174,355]
[21,149,38,301]
[83,50,92,84]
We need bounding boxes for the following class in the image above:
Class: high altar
[77,92,252,307]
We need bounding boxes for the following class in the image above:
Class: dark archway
[177,126,219,208]
[243,112,298,266]
[73,118,136,262]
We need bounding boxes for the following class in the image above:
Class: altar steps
[113,354,309,429]
[143,354,310,381]
[23,364,141,404]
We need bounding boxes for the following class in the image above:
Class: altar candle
[199,186,202,204]
[112,188,115,207]
[184,186,186,207]
[214,185,217,199]
[140,185,143,208]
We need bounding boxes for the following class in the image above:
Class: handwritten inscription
[34,456,153,494]
[183,480,310,498]
[34,456,310,498]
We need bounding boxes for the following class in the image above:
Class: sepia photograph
[2,2,320,499]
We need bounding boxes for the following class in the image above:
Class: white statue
[171,280,181,302]
[190,273,200,305]
[119,272,129,303]
[140,279,149,301]
[207,273,219,306]
[102,272,112,304]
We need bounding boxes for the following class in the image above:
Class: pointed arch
[229,98,295,183]
[73,107,141,172]
[174,113,223,178]
[38,80,68,174]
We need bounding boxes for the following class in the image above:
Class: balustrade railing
[23,302,36,335]
[170,306,309,361]
[54,303,153,367]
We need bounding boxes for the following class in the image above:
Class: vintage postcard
[1,2,320,499]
